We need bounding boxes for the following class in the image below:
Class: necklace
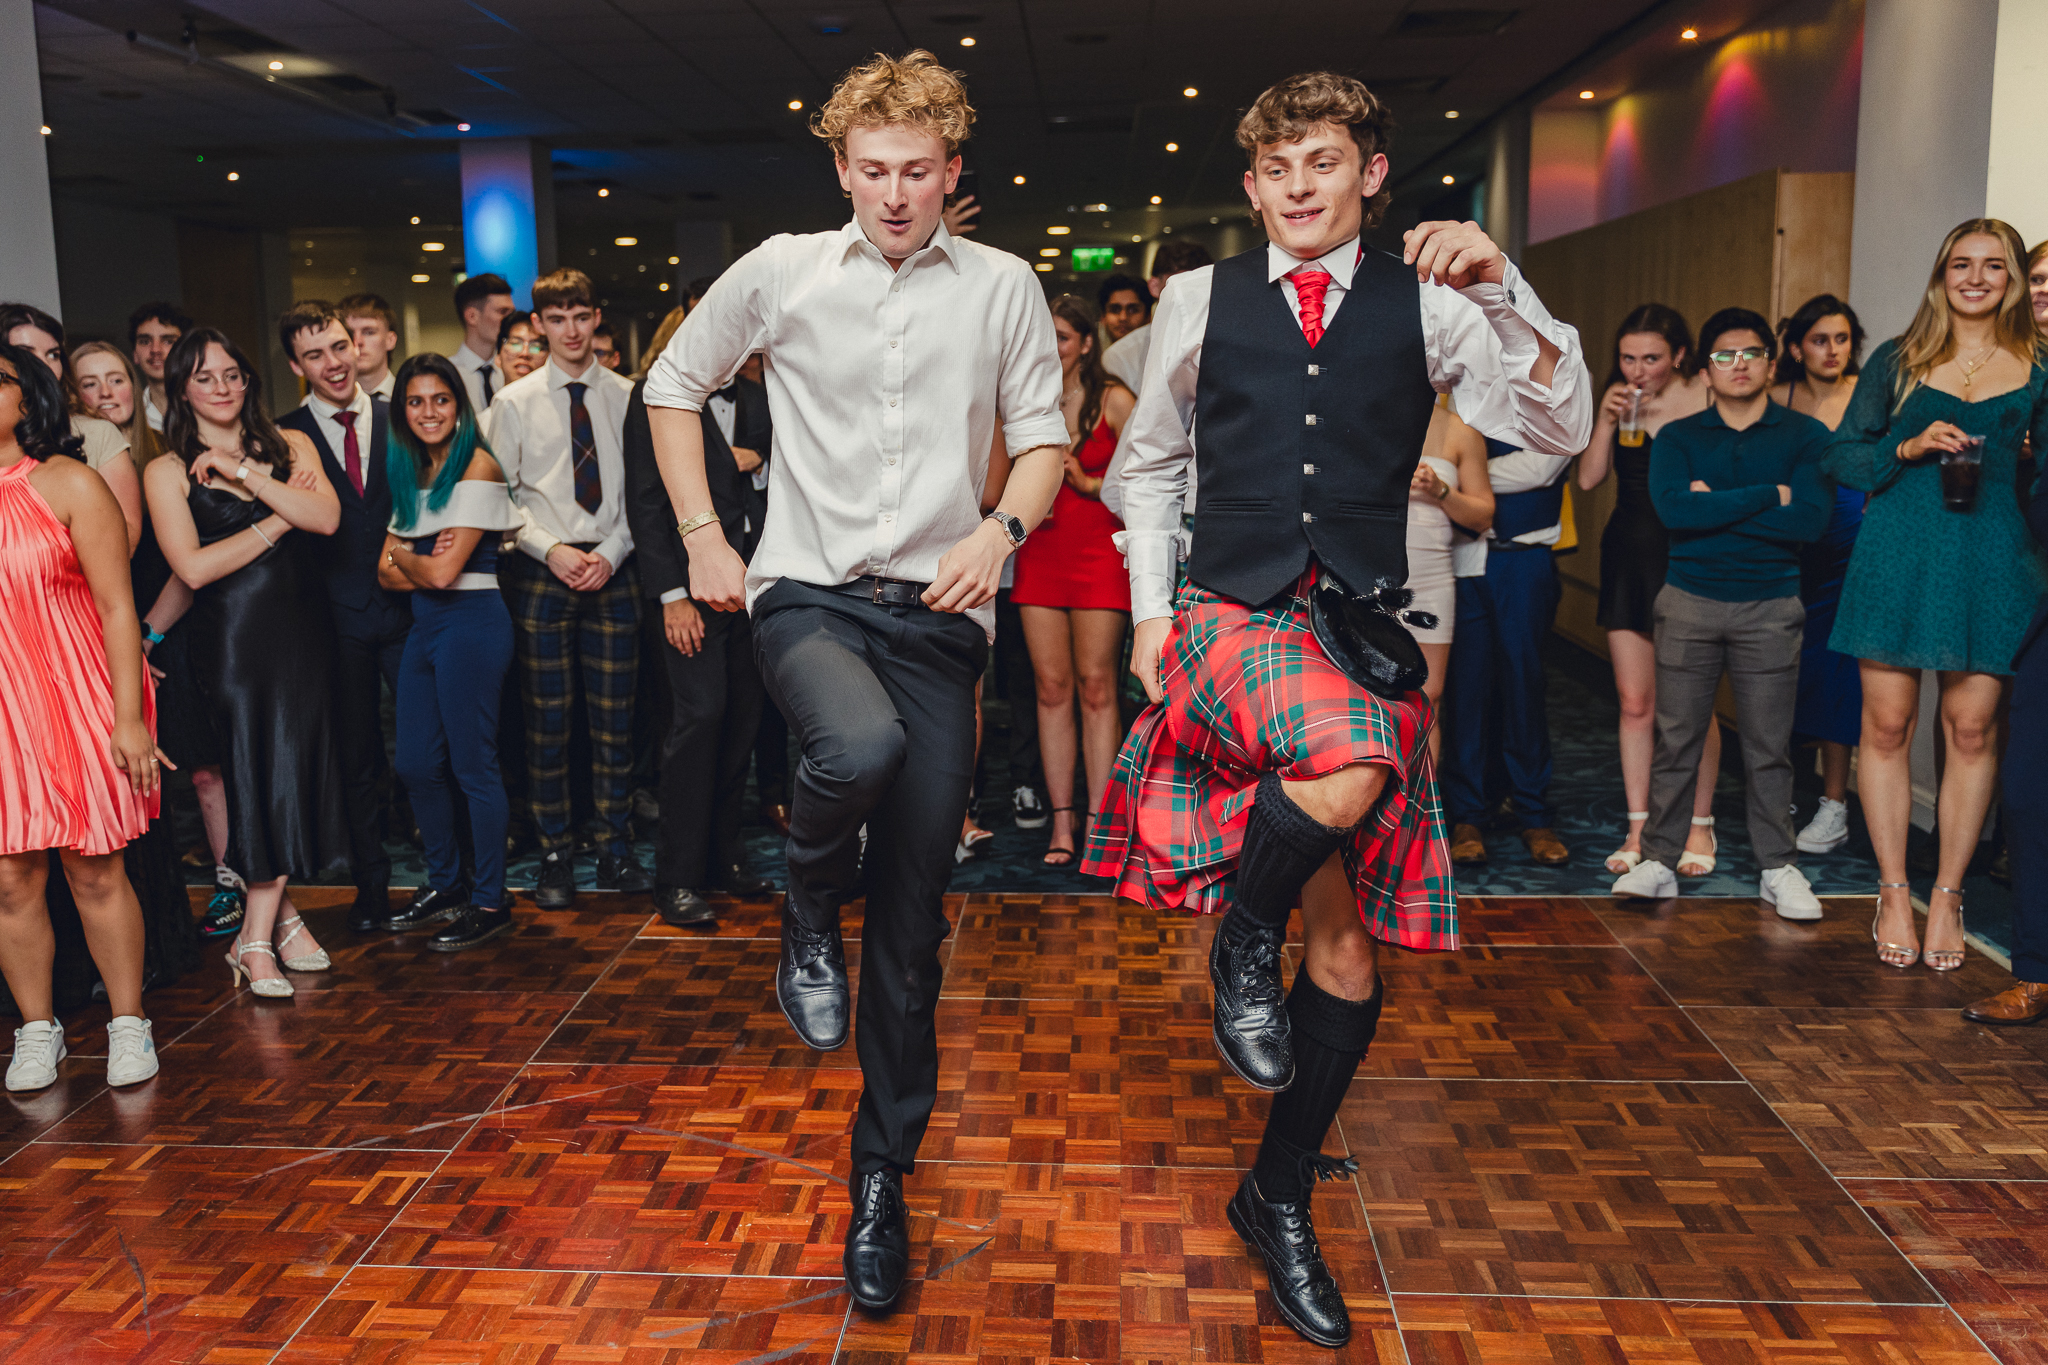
[1955,341,1998,393]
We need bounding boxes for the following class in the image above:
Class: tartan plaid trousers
[502,552,642,851]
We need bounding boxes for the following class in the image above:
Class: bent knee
[810,718,908,793]
[1289,763,1388,830]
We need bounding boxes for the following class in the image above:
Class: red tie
[335,409,363,496]
[1291,267,1333,347]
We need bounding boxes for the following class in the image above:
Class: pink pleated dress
[0,457,156,856]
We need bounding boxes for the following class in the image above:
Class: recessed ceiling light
[410,216,420,224]
[1034,262,1053,272]
[39,124,49,135]
[615,236,638,246]
[1131,234,1141,242]
[788,99,803,111]
[267,60,284,71]
[226,171,240,181]
[1681,26,1698,40]
[959,35,975,46]
[1165,142,1178,152]
[411,274,431,283]
[456,122,471,131]
[659,282,671,291]
[1182,86,1198,97]
[1083,202,1107,212]
[421,241,446,251]
[1209,216,1219,224]
[1442,174,1456,184]
[1149,195,1162,205]
[1039,247,1060,257]
[1047,225,1071,235]
[1579,89,1595,99]
[668,255,680,264]
[1444,110,1459,119]
[598,187,610,197]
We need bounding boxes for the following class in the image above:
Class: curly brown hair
[812,49,975,159]
[1236,72,1396,230]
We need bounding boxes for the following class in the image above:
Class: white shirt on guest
[142,386,166,433]
[644,218,1069,637]
[485,356,636,570]
[656,393,743,606]
[1111,234,1596,624]
[369,370,396,401]
[1102,321,1151,396]
[303,385,375,491]
[452,342,499,414]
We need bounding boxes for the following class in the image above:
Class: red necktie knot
[1291,267,1333,347]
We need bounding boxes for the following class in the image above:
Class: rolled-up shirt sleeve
[1428,260,1594,459]
[995,273,1071,457]
[1107,272,1203,625]
[645,243,777,414]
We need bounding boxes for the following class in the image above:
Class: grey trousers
[1643,584,1805,870]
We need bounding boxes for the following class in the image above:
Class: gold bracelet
[675,511,720,538]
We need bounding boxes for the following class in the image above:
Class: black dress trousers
[751,578,986,1175]
[330,594,411,893]
[656,607,765,889]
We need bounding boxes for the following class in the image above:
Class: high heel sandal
[225,938,295,998]
[1871,881,1919,969]
[1925,885,1967,972]
[1605,812,1649,875]
[275,915,331,973]
[1042,807,1077,867]
[1676,816,1718,876]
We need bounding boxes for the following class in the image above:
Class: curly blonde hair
[811,50,975,159]
[1237,72,1396,229]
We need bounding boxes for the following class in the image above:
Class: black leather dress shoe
[533,852,577,909]
[1209,910,1294,1091]
[349,888,389,933]
[777,911,849,1050]
[384,886,467,932]
[596,850,653,893]
[657,886,717,927]
[427,906,513,952]
[843,1169,910,1310]
[1227,1159,1357,1348]
[713,864,774,896]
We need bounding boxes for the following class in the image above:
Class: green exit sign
[1070,245,1115,273]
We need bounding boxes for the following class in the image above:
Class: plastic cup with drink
[1940,434,1985,512]
[1617,387,1645,447]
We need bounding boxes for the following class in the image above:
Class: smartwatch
[984,510,1027,548]
[234,464,251,483]
[143,627,165,648]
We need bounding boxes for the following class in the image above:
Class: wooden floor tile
[945,894,1122,1001]
[1591,896,2012,1007]
[1692,1007,2048,1179]
[1396,1295,1994,1365]
[1452,897,1620,947]
[281,900,655,995]
[0,1142,437,1360]
[1346,1078,1935,1304]
[1847,1178,2048,1365]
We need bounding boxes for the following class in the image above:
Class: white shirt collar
[309,385,370,423]
[545,356,601,391]
[453,342,494,371]
[1266,234,1362,289]
[837,216,962,272]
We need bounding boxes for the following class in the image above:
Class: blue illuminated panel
[460,141,540,308]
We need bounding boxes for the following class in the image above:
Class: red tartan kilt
[1079,573,1458,951]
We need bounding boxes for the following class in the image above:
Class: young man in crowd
[592,321,622,372]
[276,301,411,933]
[1443,436,1577,867]
[1612,307,1830,917]
[1098,272,1150,347]
[337,293,400,400]
[129,301,191,433]
[488,268,647,906]
[495,312,548,391]
[1088,72,1591,1348]
[451,273,517,413]
[645,50,1067,1314]
[1101,241,1213,396]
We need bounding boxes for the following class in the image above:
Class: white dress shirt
[1487,447,1576,546]
[485,357,636,570]
[1102,322,1151,396]
[369,370,396,401]
[452,342,499,414]
[656,394,744,607]
[645,218,1069,636]
[142,386,166,433]
[303,385,375,491]
[1111,235,1595,624]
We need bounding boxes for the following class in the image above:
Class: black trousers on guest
[330,595,412,894]
[752,578,986,1175]
[754,697,790,809]
[657,608,766,889]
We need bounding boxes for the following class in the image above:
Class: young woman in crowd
[1405,402,1494,764]
[377,353,524,951]
[2030,239,2048,330]
[1577,305,1722,876]
[1011,295,1134,866]
[144,329,347,998]
[1,303,141,551]
[0,344,165,1091]
[1826,218,2047,971]
[1770,295,1867,855]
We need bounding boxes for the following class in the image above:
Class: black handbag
[1306,568,1438,699]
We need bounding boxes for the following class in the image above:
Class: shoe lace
[1232,928,1284,1005]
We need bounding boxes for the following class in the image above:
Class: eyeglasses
[502,340,547,356]
[192,370,250,391]
[1707,347,1770,369]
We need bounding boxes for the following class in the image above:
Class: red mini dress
[1011,416,1132,612]
[0,457,156,856]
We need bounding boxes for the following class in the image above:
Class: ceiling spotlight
[668,255,680,264]
[1442,174,1456,185]
[1165,141,1178,152]
[615,236,638,246]
[1681,26,1698,39]
[1579,89,1595,100]
[1209,216,1219,224]
[226,171,240,181]
[1149,195,1162,205]
[959,35,975,46]
[1130,234,1141,242]
[411,274,432,283]
[267,60,284,71]
[788,99,804,111]
[1013,174,1026,184]
[421,241,446,251]
[456,122,471,131]
[598,187,610,197]
[1035,262,1053,272]
[39,124,49,135]
[1083,202,1107,212]
[1039,247,1060,257]
[659,282,671,291]
[410,215,420,225]
[1183,86,1198,97]
[1047,225,1071,235]
[1445,110,1459,119]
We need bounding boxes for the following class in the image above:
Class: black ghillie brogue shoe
[1227,1151,1359,1347]
[1209,909,1294,1090]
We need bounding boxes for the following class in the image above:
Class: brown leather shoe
[1520,827,1570,865]
[1962,981,2048,1025]
[763,803,792,837]
[1450,823,1488,864]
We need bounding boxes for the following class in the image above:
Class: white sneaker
[1611,859,1678,899]
[1761,864,1824,921]
[6,1019,66,1092]
[106,1017,158,1087]
[1796,797,1850,854]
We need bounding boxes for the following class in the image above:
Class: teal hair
[387,352,494,531]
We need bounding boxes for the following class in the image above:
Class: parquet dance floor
[3,889,2043,1364]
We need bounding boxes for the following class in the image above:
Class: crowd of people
[3,46,2047,1352]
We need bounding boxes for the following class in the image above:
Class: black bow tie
[712,382,740,402]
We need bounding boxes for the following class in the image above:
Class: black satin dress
[1597,438,1672,634]
[186,481,348,883]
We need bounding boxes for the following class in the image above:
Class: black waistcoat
[1190,245,1436,605]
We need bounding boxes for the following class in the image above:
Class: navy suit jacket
[277,396,407,616]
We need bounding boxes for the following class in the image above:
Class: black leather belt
[828,575,930,607]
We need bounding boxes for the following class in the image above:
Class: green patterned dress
[1823,339,2048,674]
